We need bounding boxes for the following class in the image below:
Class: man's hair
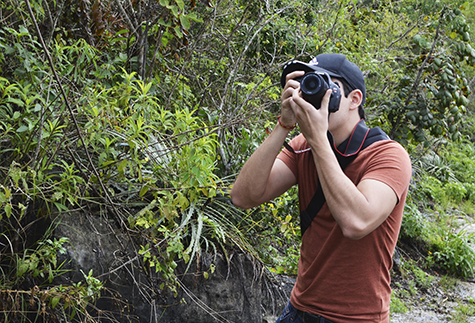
[336,77,366,120]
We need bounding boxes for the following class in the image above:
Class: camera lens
[307,80,317,91]
[300,73,328,109]
[301,73,324,95]
[305,79,319,92]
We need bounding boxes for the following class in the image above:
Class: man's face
[327,78,352,132]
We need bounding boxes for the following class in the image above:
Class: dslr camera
[280,61,342,113]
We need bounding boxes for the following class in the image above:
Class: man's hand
[291,87,332,147]
[280,70,304,128]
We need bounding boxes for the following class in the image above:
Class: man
[231,53,412,323]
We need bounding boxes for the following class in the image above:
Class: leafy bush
[444,182,468,204]
[390,291,409,315]
[451,299,475,323]
[463,182,475,202]
[404,142,475,280]
[429,230,475,279]
[400,202,431,242]
[418,175,448,207]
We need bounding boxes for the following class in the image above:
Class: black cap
[280,53,366,105]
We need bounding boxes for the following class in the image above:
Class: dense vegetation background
[1,0,475,321]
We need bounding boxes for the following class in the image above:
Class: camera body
[296,72,341,112]
[281,61,342,113]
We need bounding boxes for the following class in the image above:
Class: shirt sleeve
[277,134,308,180]
[360,141,412,202]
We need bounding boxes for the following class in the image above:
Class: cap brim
[280,61,341,88]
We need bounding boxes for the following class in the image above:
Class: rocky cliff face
[158,253,291,323]
[54,212,293,323]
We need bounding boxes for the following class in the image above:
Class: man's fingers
[285,71,305,86]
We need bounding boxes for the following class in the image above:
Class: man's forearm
[231,124,291,209]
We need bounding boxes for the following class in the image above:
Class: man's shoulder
[359,139,412,170]
[366,138,409,154]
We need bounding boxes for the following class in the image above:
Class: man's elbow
[342,228,367,240]
[230,189,253,210]
[340,223,370,240]
[339,209,390,240]
[230,195,247,209]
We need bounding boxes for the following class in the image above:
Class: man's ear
[349,89,363,110]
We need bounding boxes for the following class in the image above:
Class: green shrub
[444,182,467,204]
[450,299,475,323]
[418,175,447,206]
[390,292,409,315]
[429,230,475,279]
[463,182,475,202]
[400,202,430,241]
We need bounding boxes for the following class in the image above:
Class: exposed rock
[54,212,149,322]
[156,253,291,323]
[53,212,293,322]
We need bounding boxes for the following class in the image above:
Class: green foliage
[2,0,475,321]
[250,188,301,275]
[390,291,409,315]
[414,139,475,208]
[0,1,224,319]
[444,181,468,204]
[450,298,475,323]
[403,202,475,279]
[398,258,436,291]
[429,229,475,279]
[418,175,450,208]
[0,237,103,322]
[333,1,474,146]
[17,238,69,284]
[400,202,431,242]
[402,136,475,280]
[439,274,460,292]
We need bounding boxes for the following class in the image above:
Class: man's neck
[331,118,362,147]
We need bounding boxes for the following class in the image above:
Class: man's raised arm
[230,124,296,209]
[231,70,304,209]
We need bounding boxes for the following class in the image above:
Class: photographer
[231,53,412,323]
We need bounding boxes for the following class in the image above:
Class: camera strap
[299,119,389,236]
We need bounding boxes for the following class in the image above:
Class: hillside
[1,0,475,322]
